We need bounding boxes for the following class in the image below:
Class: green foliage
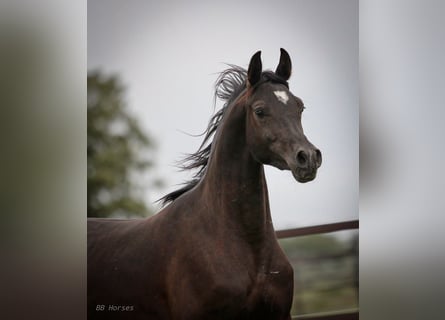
[279,233,359,315]
[280,234,345,259]
[87,71,160,218]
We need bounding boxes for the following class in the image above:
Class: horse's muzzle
[292,167,318,183]
[291,147,321,183]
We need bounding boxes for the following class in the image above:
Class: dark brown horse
[88,49,322,319]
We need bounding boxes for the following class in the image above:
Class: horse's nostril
[297,150,308,166]
[315,149,322,166]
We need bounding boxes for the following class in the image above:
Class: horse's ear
[275,48,292,80]
[247,51,262,87]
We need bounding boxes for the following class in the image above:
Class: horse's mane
[159,65,288,206]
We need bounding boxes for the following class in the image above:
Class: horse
[88,48,322,320]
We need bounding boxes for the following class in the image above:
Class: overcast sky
[88,0,358,230]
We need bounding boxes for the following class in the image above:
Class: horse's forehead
[273,90,289,105]
[256,83,294,106]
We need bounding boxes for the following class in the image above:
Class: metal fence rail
[276,220,359,320]
[276,220,359,239]
[292,308,359,320]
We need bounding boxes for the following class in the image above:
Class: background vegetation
[87,72,161,218]
[279,232,359,315]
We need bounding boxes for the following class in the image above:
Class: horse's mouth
[292,168,317,183]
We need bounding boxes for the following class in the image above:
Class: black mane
[159,65,288,206]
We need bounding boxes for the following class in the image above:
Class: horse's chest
[176,259,293,319]
[246,266,294,316]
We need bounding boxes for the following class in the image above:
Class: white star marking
[273,90,289,105]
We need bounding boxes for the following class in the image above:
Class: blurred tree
[88,71,160,218]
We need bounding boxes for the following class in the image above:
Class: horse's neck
[198,102,274,243]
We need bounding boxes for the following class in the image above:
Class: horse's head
[245,49,322,183]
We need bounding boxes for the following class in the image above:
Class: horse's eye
[254,108,265,117]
